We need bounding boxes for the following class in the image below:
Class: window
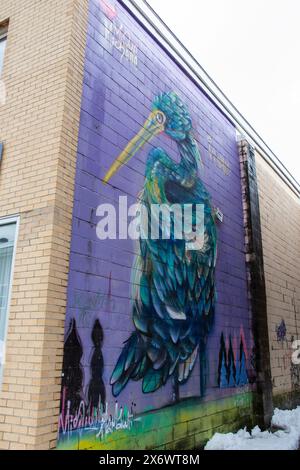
[0,36,6,75]
[0,22,8,76]
[0,218,18,384]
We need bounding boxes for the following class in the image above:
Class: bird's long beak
[103,111,164,184]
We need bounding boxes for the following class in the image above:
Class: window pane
[0,223,16,376]
[0,37,7,75]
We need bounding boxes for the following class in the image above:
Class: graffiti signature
[104,17,138,66]
[207,136,230,176]
[59,395,138,439]
[72,292,116,326]
[96,402,137,439]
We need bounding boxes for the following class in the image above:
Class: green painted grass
[57,391,254,450]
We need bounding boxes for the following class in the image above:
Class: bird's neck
[176,134,200,186]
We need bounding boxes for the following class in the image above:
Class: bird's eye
[156,112,166,126]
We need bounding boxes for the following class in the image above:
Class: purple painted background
[60,0,254,421]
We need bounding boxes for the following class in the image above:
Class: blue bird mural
[103,92,217,398]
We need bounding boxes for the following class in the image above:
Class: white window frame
[0,30,8,76]
[0,215,19,387]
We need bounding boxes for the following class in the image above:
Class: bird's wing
[131,179,217,372]
[155,178,217,326]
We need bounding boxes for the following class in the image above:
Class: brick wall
[256,152,300,406]
[0,0,88,449]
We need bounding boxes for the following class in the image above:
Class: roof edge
[119,0,300,198]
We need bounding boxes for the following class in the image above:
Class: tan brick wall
[256,152,300,400]
[0,0,88,449]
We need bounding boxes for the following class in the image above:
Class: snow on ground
[205,407,300,450]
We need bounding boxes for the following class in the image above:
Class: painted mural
[105,92,217,399]
[57,0,256,450]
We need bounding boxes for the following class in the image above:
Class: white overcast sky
[146,0,300,183]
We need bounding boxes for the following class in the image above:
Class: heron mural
[57,1,257,449]
[104,92,217,398]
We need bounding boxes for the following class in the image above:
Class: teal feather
[140,275,151,307]
[142,368,165,394]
